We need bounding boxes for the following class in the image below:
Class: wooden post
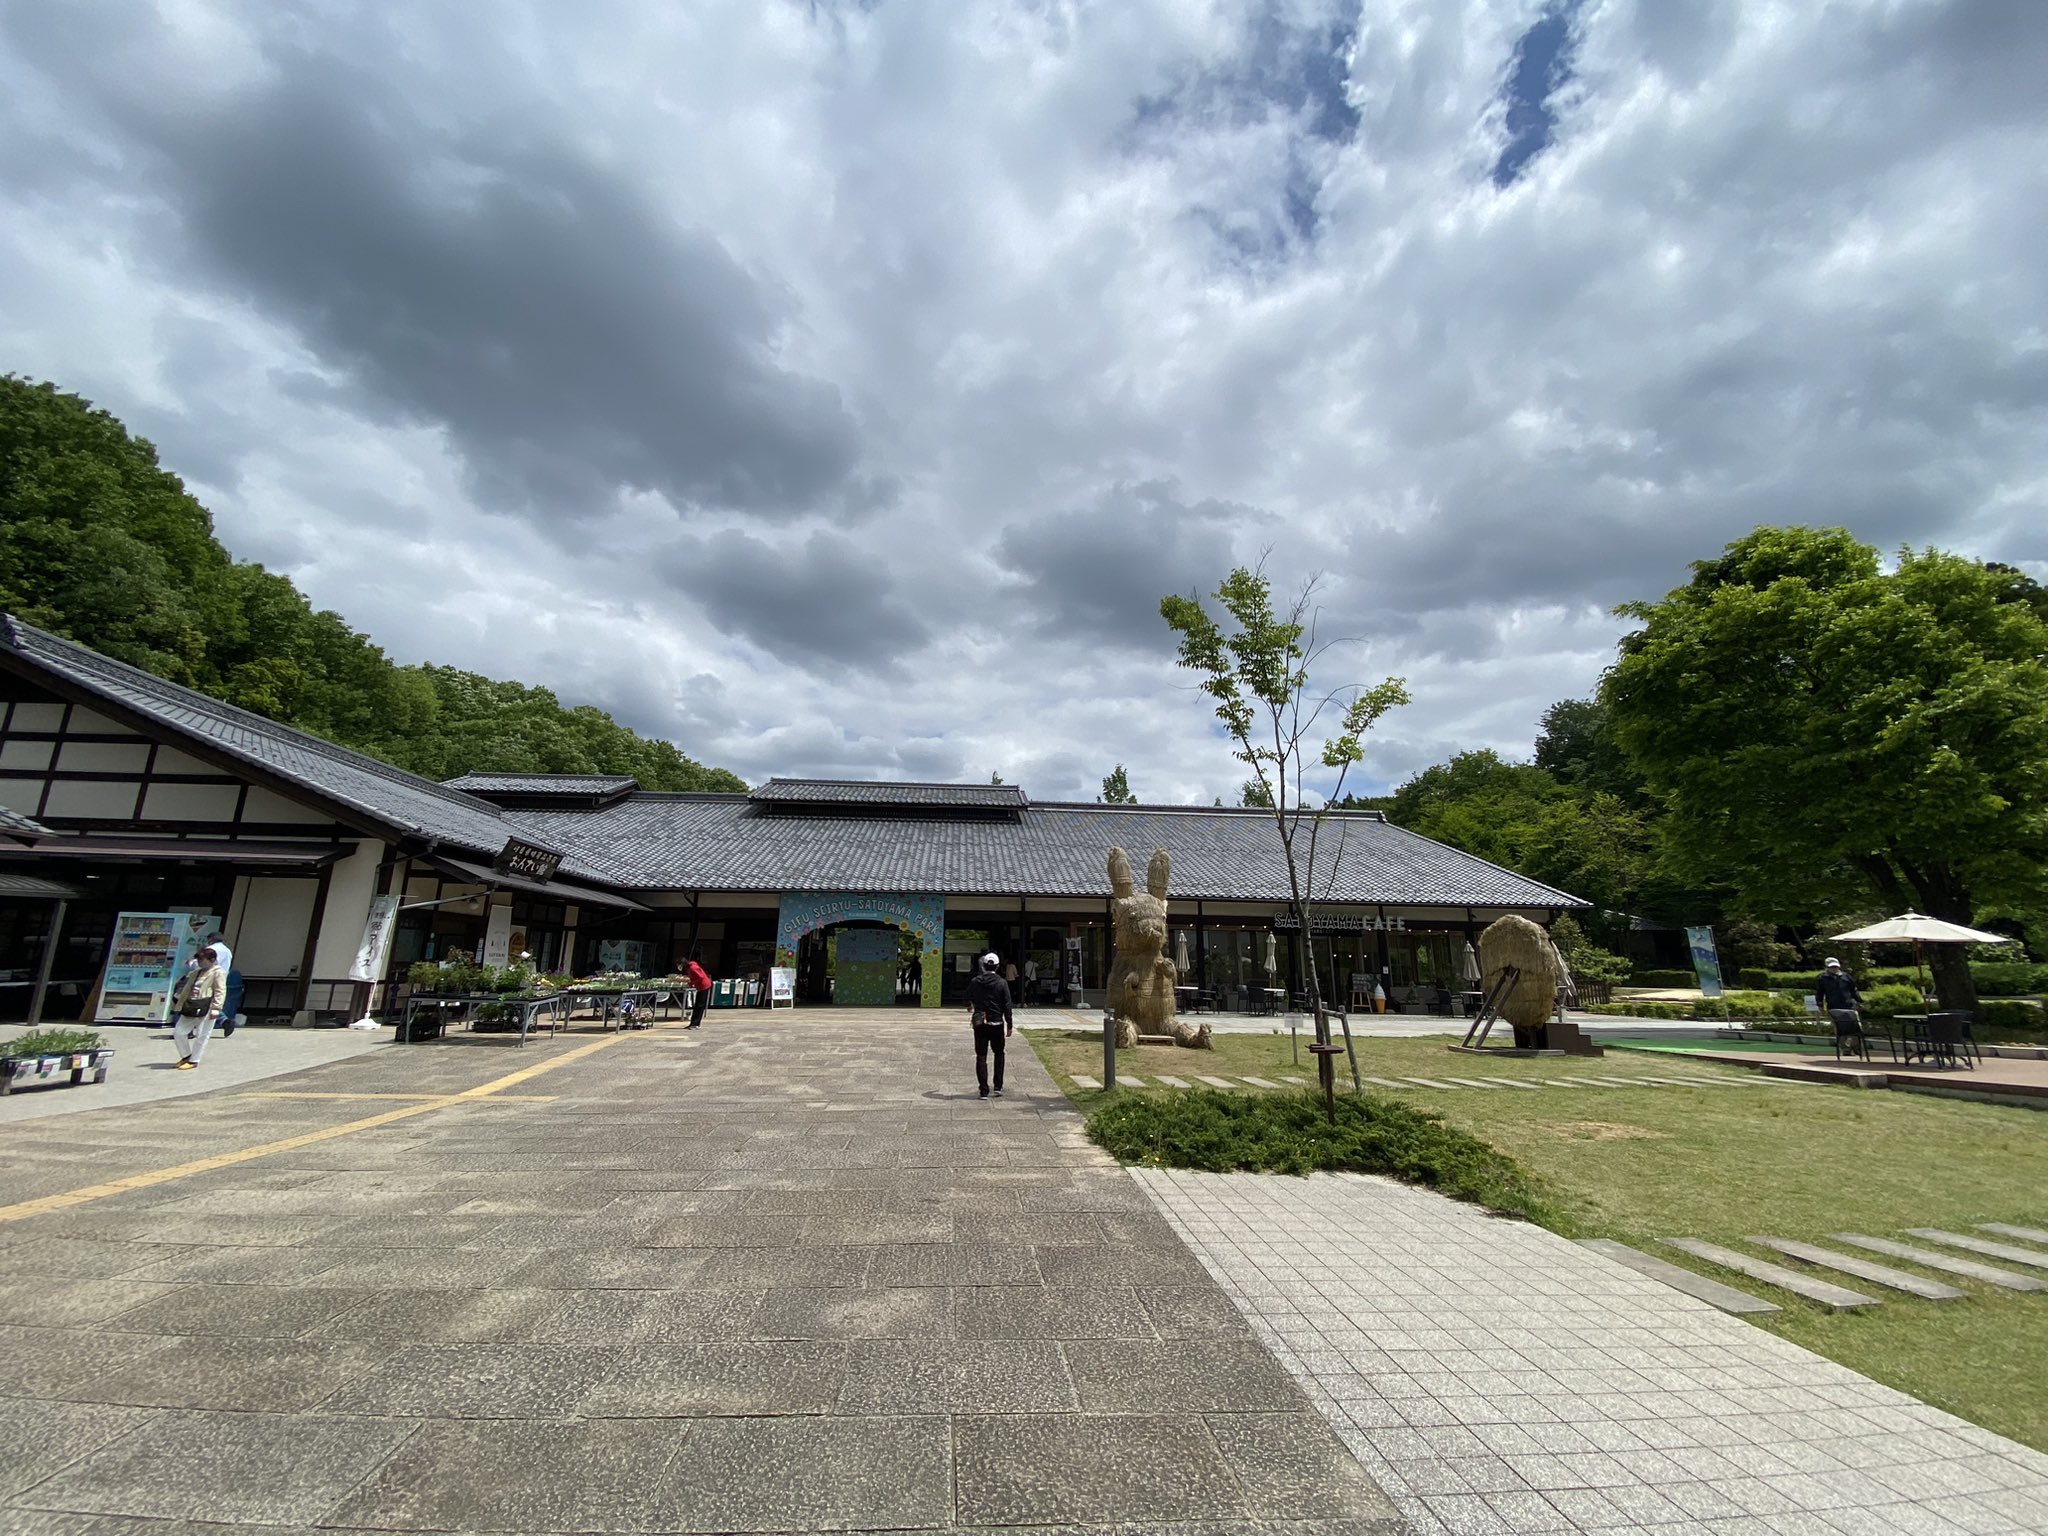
[27,897,64,1026]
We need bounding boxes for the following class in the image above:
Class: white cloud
[1,0,2041,806]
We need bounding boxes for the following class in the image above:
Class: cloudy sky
[3,1,2043,803]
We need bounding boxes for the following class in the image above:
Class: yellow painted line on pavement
[0,1029,645,1225]
[237,1091,558,1103]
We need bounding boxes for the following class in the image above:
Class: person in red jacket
[685,952,712,1029]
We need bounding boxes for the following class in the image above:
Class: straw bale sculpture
[1107,846,1211,1049]
[1476,913,1593,1053]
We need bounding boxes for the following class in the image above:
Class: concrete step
[1979,1223,2048,1245]
[1239,1076,1282,1089]
[1362,1077,1408,1090]
[1480,1077,1544,1090]
[1069,1074,1102,1089]
[1830,1234,2047,1292]
[1153,1075,1190,1089]
[1749,1237,1965,1300]
[1905,1229,2048,1271]
[1115,1076,1147,1089]
[1399,1077,1461,1090]
[1577,1238,1779,1315]
[1439,1077,1503,1089]
[1196,1075,1236,1089]
[1660,1238,1879,1310]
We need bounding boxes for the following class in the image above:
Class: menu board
[97,911,211,1023]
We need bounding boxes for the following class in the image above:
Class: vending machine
[95,911,212,1024]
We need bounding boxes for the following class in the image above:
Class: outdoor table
[1258,987,1286,1016]
[401,992,564,1046]
[399,994,468,1043]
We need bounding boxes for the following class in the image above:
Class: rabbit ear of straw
[1107,847,1134,898]
[1146,849,1171,900]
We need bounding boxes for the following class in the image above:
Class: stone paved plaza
[7,1010,2048,1535]
[1141,1169,2048,1535]
[0,1011,1399,1535]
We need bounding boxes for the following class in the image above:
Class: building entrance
[774,892,945,1009]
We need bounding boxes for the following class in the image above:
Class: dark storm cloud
[7,19,859,522]
[993,483,1265,646]
[665,528,929,673]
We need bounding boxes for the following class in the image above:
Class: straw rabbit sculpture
[1107,847,1211,1049]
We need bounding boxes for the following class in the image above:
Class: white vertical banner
[349,895,401,982]
[481,902,514,968]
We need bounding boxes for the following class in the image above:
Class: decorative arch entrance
[773,892,945,1008]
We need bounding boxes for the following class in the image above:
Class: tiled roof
[443,773,639,795]
[505,796,1587,908]
[0,804,51,841]
[0,617,585,873]
[751,778,1029,810]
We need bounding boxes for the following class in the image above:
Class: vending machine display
[96,911,212,1023]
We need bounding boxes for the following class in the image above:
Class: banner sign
[770,967,796,1007]
[481,902,514,968]
[1272,914,1407,933]
[494,837,563,884]
[1685,925,1725,999]
[349,895,401,981]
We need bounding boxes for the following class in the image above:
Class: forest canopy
[0,376,745,792]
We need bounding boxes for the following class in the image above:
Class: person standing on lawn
[1815,956,1865,1044]
[171,945,227,1069]
[684,951,712,1029]
[966,953,1014,1099]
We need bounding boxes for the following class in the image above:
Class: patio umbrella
[1459,941,1481,985]
[1827,912,2013,999]
[1173,929,1191,978]
[1263,931,1278,977]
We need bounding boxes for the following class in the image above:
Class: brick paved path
[0,1011,1399,1534]
[1138,1168,2048,1535]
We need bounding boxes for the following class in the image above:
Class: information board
[770,967,796,1008]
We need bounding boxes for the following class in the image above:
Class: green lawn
[1024,1026,2048,1451]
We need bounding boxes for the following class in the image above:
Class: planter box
[0,1047,114,1096]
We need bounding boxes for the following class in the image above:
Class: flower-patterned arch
[774,892,946,1008]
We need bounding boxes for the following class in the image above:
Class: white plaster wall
[40,779,139,819]
[66,707,125,732]
[0,779,40,817]
[141,782,242,820]
[233,877,318,975]
[242,787,338,824]
[56,741,151,772]
[7,702,65,730]
[151,746,215,775]
[311,840,388,980]
[0,739,53,769]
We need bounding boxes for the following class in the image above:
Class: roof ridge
[0,614,551,855]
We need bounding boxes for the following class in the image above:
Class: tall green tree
[1098,764,1137,803]
[1601,526,2048,1008]
[0,375,745,794]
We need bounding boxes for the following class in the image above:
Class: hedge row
[1589,995,2045,1034]
[1628,962,2047,995]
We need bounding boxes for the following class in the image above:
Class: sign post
[1685,926,1725,999]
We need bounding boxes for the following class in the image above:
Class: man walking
[685,951,712,1029]
[1816,956,1865,1052]
[966,954,1013,1099]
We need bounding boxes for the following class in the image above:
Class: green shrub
[1586,1001,1688,1018]
[1859,984,1927,1017]
[1975,999,2046,1036]
[2,1027,105,1059]
[1628,969,1697,989]
[1971,963,2048,997]
[1086,1089,1547,1220]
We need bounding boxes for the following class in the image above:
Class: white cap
[1824,957,1841,968]
[980,952,999,970]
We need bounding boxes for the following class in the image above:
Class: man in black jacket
[1816,957,1865,1049]
[966,954,1014,1099]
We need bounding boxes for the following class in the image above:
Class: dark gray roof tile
[751,778,1028,810]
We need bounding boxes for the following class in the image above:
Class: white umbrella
[1828,913,2014,946]
[1263,931,1278,977]
[1828,912,2013,1000]
[1173,929,1191,977]
[1459,941,1481,985]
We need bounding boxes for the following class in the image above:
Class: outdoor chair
[1853,1011,1901,1063]
[1830,1009,1871,1062]
[1912,1012,1977,1070]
